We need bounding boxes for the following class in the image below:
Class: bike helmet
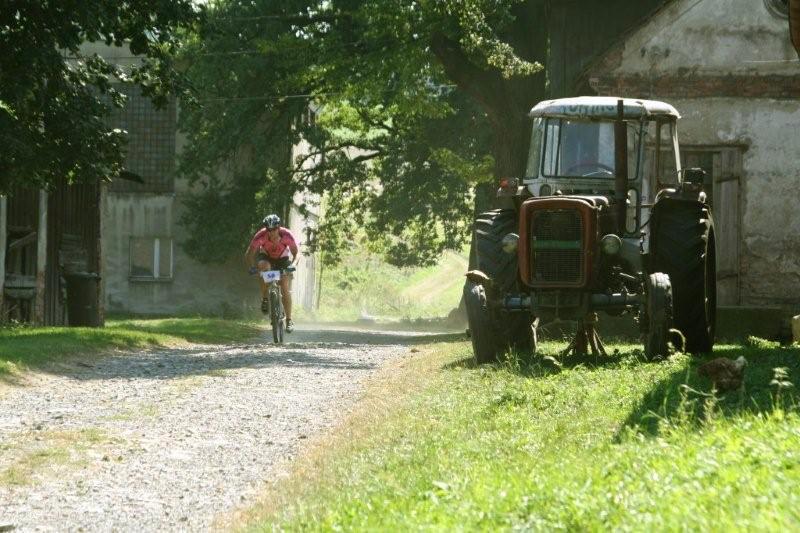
[262,214,281,229]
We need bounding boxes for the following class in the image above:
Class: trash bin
[64,272,102,327]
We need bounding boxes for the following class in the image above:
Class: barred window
[106,84,176,193]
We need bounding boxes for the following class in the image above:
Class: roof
[575,0,680,92]
[529,96,680,120]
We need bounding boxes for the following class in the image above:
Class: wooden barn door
[711,149,742,306]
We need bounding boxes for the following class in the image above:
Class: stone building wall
[585,0,800,310]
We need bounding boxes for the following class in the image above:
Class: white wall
[588,0,800,308]
[103,193,256,316]
[610,0,796,76]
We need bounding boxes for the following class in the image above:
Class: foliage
[0,0,200,193]
[296,249,468,323]
[249,341,800,530]
[177,1,671,267]
[176,0,543,266]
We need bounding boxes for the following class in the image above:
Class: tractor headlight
[600,234,622,255]
[539,184,552,196]
[502,233,519,254]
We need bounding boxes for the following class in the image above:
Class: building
[0,182,103,325]
[581,0,800,332]
[87,43,319,317]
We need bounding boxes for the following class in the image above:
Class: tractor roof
[529,96,680,121]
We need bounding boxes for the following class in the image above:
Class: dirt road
[0,325,454,532]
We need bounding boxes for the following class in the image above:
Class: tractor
[464,96,716,362]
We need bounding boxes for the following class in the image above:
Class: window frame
[128,236,174,282]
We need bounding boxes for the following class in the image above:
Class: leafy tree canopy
[0,0,201,193]
[178,0,547,266]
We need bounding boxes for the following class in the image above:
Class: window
[643,121,681,187]
[525,118,544,178]
[765,0,789,18]
[541,118,642,179]
[129,237,173,281]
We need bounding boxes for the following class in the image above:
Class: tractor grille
[530,209,584,284]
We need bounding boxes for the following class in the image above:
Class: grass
[244,339,800,531]
[0,428,110,486]
[299,250,467,323]
[0,317,262,379]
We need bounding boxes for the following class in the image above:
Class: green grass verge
[250,340,800,531]
[0,318,262,377]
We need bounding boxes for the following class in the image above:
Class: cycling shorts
[256,254,291,271]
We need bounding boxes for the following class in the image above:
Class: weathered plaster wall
[674,98,800,307]
[103,193,256,316]
[587,0,800,309]
[606,0,797,76]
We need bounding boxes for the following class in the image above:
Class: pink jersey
[249,227,298,260]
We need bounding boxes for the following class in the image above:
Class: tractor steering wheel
[564,162,614,177]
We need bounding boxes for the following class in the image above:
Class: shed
[1,180,104,326]
[579,0,800,336]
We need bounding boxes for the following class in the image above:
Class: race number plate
[261,270,281,282]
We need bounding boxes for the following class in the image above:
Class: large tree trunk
[430,0,548,180]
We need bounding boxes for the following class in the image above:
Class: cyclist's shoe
[286,319,294,333]
[261,298,269,314]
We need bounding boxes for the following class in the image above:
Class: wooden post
[34,189,48,326]
[0,195,7,318]
[96,181,105,326]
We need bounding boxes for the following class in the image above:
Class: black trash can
[64,272,102,327]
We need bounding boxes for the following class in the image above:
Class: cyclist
[245,214,299,332]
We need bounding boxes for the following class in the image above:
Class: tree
[0,0,200,193]
[177,0,667,266]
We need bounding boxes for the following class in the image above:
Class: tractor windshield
[531,118,642,179]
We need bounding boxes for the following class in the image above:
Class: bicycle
[260,266,295,344]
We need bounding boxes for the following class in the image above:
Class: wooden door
[712,149,742,306]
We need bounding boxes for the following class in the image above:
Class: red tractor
[465,97,716,362]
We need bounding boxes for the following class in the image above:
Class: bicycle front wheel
[270,290,285,344]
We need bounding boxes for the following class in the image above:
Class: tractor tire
[464,209,533,364]
[644,272,673,360]
[651,199,716,354]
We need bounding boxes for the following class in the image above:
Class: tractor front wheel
[464,210,534,364]
[644,272,673,360]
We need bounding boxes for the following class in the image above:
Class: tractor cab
[524,96,683,236]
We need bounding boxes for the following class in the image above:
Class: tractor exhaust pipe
[614,99,628,235]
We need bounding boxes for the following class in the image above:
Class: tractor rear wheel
[464,210,534,364]
[651,199,716,354]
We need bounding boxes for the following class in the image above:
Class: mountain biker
[245,214,299,332]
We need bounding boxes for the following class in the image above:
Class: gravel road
[0,325,452,532]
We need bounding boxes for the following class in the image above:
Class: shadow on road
[4,324,467,385]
